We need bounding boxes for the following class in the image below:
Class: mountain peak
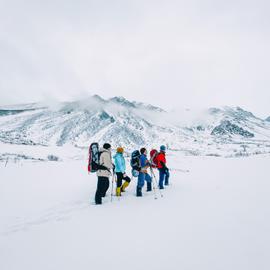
[234,106,255,118]
[91,95,106,103]
[208,106,256,119]
[109,96,136,108]
[208,107,222,115]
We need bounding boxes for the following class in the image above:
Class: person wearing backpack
[95,143,114,205]
[136,148,152,197]
[156,145,170,189]
[113,147,131,197]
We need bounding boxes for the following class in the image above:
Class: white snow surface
[1,152,270,270]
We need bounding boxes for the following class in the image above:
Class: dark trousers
[116,172,131,188]
[95,176,110,204]
[158,169,170,188]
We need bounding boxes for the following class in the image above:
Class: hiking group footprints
[2,200,89,235]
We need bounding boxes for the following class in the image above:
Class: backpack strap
[98,151,111,173]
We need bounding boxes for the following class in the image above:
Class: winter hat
[160,145,166,152]
[103,143,111,150]
[117,147,124,153]
[140,148,147,155]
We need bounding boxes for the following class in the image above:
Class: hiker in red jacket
[156,145,170,189]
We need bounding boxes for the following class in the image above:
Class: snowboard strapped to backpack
[130,150,141,177]
[88,143,110,173]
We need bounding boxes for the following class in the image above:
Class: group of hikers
[88,143,170,205]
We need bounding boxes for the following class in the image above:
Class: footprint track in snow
[2,200,89,235]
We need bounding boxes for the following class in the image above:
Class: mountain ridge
[0,95,270,158]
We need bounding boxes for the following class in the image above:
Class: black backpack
[88,143,110,173]
[130,150,141,171]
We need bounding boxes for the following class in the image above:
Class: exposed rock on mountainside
[211,120,254,138]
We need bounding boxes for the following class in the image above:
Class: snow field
[0,153,270,270]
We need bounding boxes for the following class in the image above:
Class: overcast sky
[0,0,269,117]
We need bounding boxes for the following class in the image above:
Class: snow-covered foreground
[1,153,270,270]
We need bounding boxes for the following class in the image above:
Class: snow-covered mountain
[0,95,270,158]
[0,95,168,148]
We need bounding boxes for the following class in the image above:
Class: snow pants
[116,172,131,188]
[95,176,110,204]
[158,168,170,188]
[137,172,152,188]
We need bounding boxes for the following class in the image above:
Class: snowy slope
[0,153,270,270]
[0,95,270,159]
[0,95,169,148]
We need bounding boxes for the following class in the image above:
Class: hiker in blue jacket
[136,148,152,197]
[113,147,131,196]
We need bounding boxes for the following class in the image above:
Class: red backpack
[150,149,159,168]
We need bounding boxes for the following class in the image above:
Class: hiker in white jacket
[95,143,114,204]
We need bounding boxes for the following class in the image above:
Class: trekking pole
[117,174,121,202]
[131,175,135,196]
[150,166,163,198]
[5,157,9,167]
[150,166,157,200]
[111,172,115,202]
[150,169,158,200]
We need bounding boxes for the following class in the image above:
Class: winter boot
[116,187,121,197]
[146,182,152,192]
[136,187,142,197]
[121,181,129,192]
